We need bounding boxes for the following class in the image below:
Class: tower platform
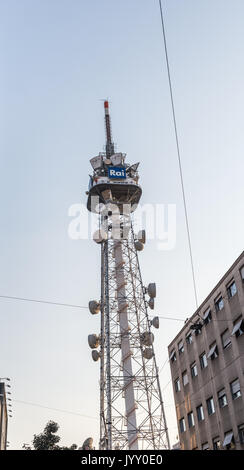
[87,179,142,213]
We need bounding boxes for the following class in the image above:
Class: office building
[168,251,244,450]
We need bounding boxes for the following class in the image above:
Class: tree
[22,420,77,450]
[32,420,60,450]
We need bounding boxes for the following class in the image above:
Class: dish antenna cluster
[86,101,169,450]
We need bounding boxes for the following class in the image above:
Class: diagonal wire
[12,399,98,420]
[158,0,198,309]
[0,295,87,309]
[0,294,237,322]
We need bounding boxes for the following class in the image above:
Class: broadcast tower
[87,101,169,450]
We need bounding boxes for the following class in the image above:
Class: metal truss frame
[99,215,169,450]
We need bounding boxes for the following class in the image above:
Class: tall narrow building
[0,382,8,450]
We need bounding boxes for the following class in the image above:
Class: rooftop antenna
[104,100,115,158]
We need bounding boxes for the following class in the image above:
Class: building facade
[0,382,8,450]
[168,251,244,450]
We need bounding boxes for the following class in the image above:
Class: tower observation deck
[87,101,169,450]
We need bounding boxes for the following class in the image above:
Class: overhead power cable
[12,399,98,420]
[0,295,87,310]
[161,378,172,392]
[0,294,183,320]
[0,294,237,322]
[158,356,169,375]
[158,0,198,309]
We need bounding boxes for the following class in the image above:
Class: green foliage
[32,420,60,450]
[22,420,77,450]
[59,443,78,450]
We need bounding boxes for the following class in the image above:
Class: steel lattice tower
[87,101,170,450]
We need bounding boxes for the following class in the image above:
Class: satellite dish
[148,298,154,310]
[88,334,100,349]
[81,437,93,450]
[151,316,159,329]
[110,153,123,166]
[141,331,154,346]
[143,348,154,360]
[148,283,156,298]
[88,300,100,315]
[130,162,140,172]
[135,241,144,251]
[91,350,100,362]
[90,155,103,170]
[93,229,108,244]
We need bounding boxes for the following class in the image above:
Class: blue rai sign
[108,167,126,179]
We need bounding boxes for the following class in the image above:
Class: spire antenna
[104,100,114,157]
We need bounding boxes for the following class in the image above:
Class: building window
[186,332,193,345]
[187,411,195,428]
[169,349,176,362]
[182,370,189,387]
[221,329,232,349]
[196,404,204,422]
[227,281,237,299]
[206,397,215,415]
[207,342,218,360]
[218,388,228,408]
[202,442,209,450]
[240,266,244,282]
[179,417,186,433]
[190,361,198,378]
[215,296,224,312]
[213,437,221,450]
[178,340,184,355]
[175,378,180,392]
[231,316,244,338]
[238,424,244,445]
[203,308,212,325]
[230,378,241,400]
[200,352,208,369]
[223,431,235,449]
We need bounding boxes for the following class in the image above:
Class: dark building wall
[168,251,244,450]
[0,383,8,450]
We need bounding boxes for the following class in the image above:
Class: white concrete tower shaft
[113,240,138,449]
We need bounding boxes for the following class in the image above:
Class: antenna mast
[87,101,170,450]
[104,100,115,157]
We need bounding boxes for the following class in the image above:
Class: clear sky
[0,0,244,449]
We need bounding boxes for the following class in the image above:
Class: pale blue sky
[0,0,244,449]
